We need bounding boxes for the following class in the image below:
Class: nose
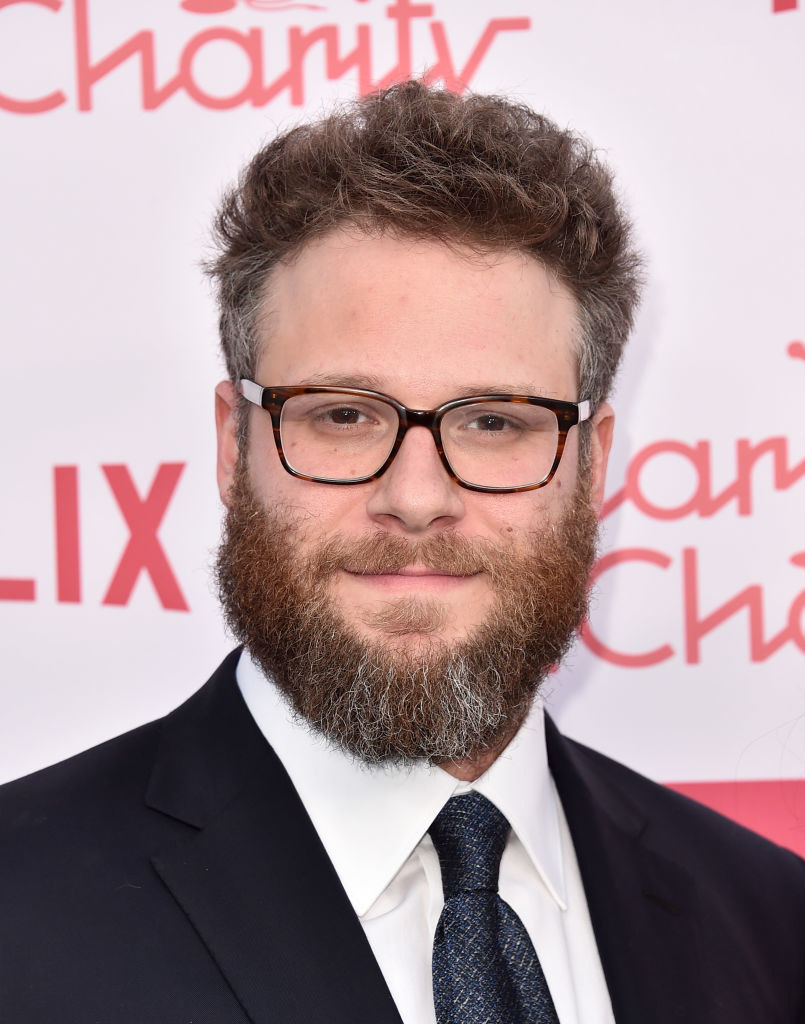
[365,425,465,533]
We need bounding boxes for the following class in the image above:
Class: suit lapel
[546,717,707,1024]
[146,653,403,1024]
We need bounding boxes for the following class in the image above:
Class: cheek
[467,430,583,534]
[468,492,554,541]
[548,433,584,500]
[242,409,376,528]
[303,488,373,528]
[246,446,288,506]
[248,453,375,530]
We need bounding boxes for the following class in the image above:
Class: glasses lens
[279,392,398,481]
[441,400,559,489]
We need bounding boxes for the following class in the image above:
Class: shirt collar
[236,649,567,916]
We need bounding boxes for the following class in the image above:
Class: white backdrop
[1,0,803,852]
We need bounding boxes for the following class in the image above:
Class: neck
[435,721,522,782]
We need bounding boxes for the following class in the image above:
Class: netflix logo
[0,463,188,612]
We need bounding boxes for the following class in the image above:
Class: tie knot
[429,792,510,898]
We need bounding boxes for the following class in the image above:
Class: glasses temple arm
[238,379,264,407]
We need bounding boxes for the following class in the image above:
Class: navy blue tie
[430,792,560,1024]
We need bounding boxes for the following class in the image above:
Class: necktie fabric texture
[430,791,560,1024]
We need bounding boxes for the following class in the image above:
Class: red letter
[0,578,35,601]
[603,435,805,521]
[0,0,66,113]
[581,548,675,667]
[102,463,189,611]
[54,465,81,603]
[73,0,180,112]
[372,0,433,90]
[788,582,805,653]
[683,548,791,663]
[624,440,710,520]
[426,17,531,92]
[179,27,264,109]
[733,437,805,515]
[281,24,370,106]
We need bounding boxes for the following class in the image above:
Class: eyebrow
[296,373,552,399]
[298,373,387,390]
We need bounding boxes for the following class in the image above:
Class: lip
[342,565,480,589]
[395,565,473,577]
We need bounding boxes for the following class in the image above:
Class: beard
[215,460,599,766]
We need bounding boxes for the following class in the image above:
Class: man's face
[215,231,614,764]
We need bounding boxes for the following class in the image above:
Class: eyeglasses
[238,380,591,493]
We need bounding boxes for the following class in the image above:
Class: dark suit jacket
[2,649,804,1023]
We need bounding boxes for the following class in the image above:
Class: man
[1,82,803,1023]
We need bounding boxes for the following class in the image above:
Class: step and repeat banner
[1,0,803,852]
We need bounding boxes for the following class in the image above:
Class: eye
[317,405,370,426]
[444,402,557,448]
[301,400,391,434]
[464,412,517,432]
[456,407,528,435]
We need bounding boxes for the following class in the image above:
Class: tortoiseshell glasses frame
[238,380,591,494]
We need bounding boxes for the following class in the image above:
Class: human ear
[588,401,614,514]
[215,380,240,506]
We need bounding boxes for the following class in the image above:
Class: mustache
[308,531,512,579]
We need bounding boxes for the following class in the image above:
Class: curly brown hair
[206,80,642,417]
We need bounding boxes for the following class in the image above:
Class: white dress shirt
[237,650,615,1024]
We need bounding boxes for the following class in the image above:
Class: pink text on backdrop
[586,418,805,665]
[601,436,805,521]
[0,464,189,611]
[582,547,805,666]
[0,0,531,113]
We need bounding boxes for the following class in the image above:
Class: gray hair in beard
[215,461,599,766]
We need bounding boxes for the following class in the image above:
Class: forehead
[256,230,579,403]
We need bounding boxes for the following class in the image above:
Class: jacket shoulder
[557,726,805,883]
[0,649,244,835]
[0,715,166,846]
